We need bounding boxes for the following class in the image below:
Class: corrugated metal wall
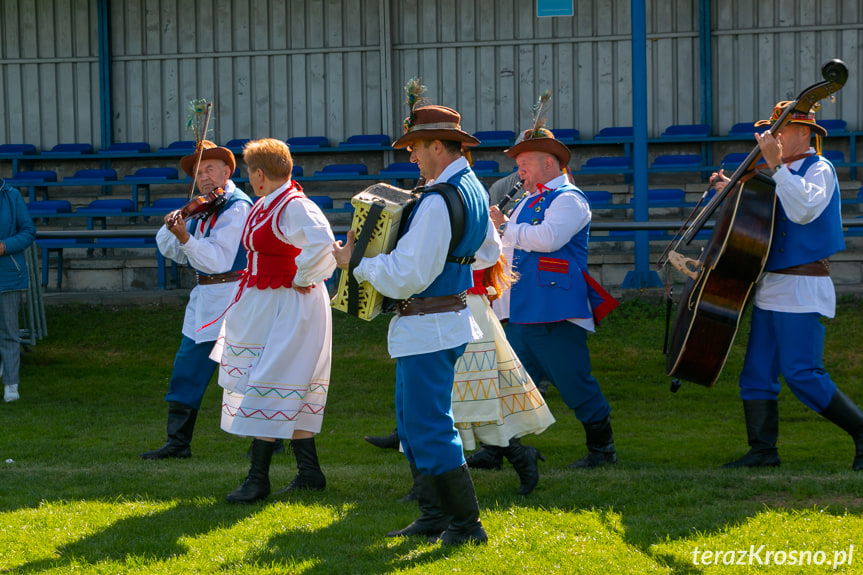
[0,0,861,149]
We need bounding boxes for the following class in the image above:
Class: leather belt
[397,292,468,317]
[772,259,830,277]
[197,271,242,285]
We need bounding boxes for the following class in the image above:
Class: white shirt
[754,149,837,318]
[354,156,502,358]
[495,174,596,332]
[156,181,252,342]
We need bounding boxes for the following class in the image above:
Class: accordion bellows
[331,183,415,320]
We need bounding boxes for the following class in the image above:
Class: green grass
[2,296,863,573]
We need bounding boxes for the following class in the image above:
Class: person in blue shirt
[711,101,863,470]
[0,179,36,403]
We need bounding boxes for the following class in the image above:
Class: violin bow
[185,99,213,201]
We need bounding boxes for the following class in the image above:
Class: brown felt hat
[180,140,237,177]
[392,105,480,149]
[504,127,571,168]
[754,100,828,137]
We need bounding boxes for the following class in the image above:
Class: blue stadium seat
[0,144,37,155]
[27,200,72,217]
[720,152,750,170]
[823,150,844,164]
[650,154,704,173]
[580,156,632,172]
[292,166,304,177]
[127,167,179,181]
[727,122,768,138]
[584,190,613,206]
[643,188,686,205]
[314,163,369,176]
[287,136,330,151]
[473,131,516,146]
[660,124,711,139]
[42,143,93,155]
[552,129,579,144]
[141,197,187,215]
[101,142,150,154]
[7,170,58,183]
[817,119,847,134]
[76,198,135,213]
[309,196,334,210]
[158,140,197,153]
[846,214,863,237]
[64,169,119,182]
[594,126,633,140]
[380,162,420,176]
[225,138,250,152]
[472,160,500,176]
[338,134,390,149]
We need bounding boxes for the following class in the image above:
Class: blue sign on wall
[537,0,574,17]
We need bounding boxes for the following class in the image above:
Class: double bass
[662,59,848,387]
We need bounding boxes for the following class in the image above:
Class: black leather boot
[364,427,400,450]
[430,464,488,546]
[724,399,781,468]
[567,415,617,469]
[819,390,863,471]
[141,402,198,460]
[387,462,452,537]
[246,438,284,457]
[465,444,505,470]
[276,437,326,492]
[502,438,545,495]
[226,438,275,504]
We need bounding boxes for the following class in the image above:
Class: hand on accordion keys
[333,230,356,270]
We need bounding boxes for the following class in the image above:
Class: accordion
[331,183,416,320]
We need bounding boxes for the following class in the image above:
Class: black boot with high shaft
[386,462,451,538]
[724,400,781,468]
[226,438,275,504]
[141,402,198,460]
[276,437,327,492]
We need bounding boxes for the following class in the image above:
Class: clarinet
[496,180,524,211]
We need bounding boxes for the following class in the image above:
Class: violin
[167,187,227,228]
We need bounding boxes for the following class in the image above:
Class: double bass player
[711,101,863,470]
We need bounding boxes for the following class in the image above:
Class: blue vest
[510,183,594,324]
[764,155,845,272]
[196,187,254,276]
[405,167,489,298]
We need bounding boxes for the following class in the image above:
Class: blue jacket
[0,181,37,292]
[764,155,845,271]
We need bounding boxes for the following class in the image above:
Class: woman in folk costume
[453,257,555,496]
[211,138,337,504]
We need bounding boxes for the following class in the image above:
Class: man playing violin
[711,101,863,471]
[141,140,253,460]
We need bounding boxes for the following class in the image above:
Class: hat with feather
[392,78,480,149]
[505,90,571,168]
[754,100,828,137]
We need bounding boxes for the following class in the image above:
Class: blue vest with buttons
[764,155,845,272]
[196,187,254,276]
[405,167,489,298]
[510,183,593,324]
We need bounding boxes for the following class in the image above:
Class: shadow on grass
[4,499,257,574]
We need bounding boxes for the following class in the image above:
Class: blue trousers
[506,321,610,424]
[395,344,467,476]
[739,306,836,412]
[164,335,219,410]
[0,291,23,387]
